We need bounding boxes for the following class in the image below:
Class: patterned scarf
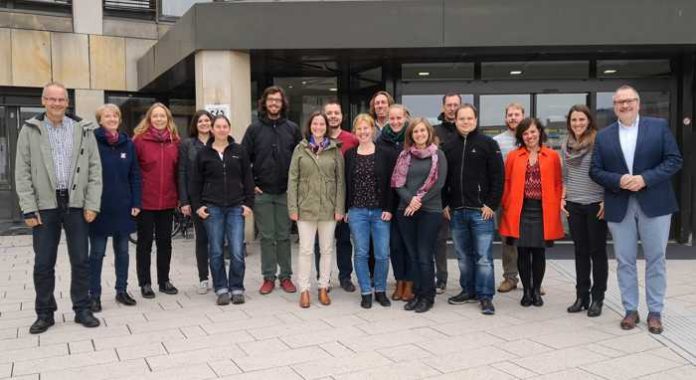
[390,144,439,199]
[308,135,330,154]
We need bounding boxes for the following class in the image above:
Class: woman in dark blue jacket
[89,104,142,312]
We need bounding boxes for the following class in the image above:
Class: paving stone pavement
[1,235,695,379]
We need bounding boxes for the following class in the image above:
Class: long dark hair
[257,85,289,118]
[188,109,213,138]
[565,104,598,145]
[304,111,330,140]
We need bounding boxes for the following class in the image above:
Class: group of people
[15,82,682,336]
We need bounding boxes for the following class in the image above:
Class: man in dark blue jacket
[591,85,682,334]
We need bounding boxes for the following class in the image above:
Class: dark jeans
[517,247,545,292]
[390,216,411,281]
[397,210,441,302]
[89,232,130,297]
[204,206,246,294]
[32,199,90,316]
[567,201,608,300]
[136,209,173,287]
[314,221,353,282]
[435,217,449,284]
[193,214,209,281]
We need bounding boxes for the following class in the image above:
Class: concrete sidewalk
[1,235,695,379]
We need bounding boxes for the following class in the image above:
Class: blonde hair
[351,113,375,134]
[389,103,410,118]
[133,102,179,140]
[505,102,526,115]
[95,103,122,125]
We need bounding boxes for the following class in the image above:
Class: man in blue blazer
[590,85,682,335]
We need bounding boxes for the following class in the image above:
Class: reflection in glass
[479,94,531,136]
[536,93,588,151]
[402,63,474,81]
[402,94,474,125]
[596,91,670,129]
[107,95,157,136]
[481,61,589,80]
[597,60,671,78]
[274,77,338,127]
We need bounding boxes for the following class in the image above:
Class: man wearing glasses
[590,85,682,334]
[15,82,103,333]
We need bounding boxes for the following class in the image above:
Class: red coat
[133,128,180,210]
[499,146,564,241]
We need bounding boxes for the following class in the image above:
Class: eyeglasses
[43,97,67,104]
[613,98,638,106]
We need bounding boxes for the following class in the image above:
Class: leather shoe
[647,314,663,334]
[404,296,420,311]
[115,292,137,306]
[340,279,356,293]
[520,289,533,307]
[587,299,603,317]
[414,298,433,313]
[318,288,331,305]
[567,296,589,313]
[299,291,310,308]
[374,292,391,307]
[280,278,297,293]
[141,284,155,299]
[90,297,102,313]
[532,289,544,307]
[74,310,100,328]
[361,294,372,309]
[29,316,55,334]
[620,311,640,330]
[497,278,517,293]
[159,281,178,295]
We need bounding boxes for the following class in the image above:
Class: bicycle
[129,208,194,244]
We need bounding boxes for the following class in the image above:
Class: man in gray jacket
[15,82,103,333]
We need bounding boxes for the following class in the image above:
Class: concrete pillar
[195,50,252,142]
[194,50,254,240]
[73,0,103,35]
[74,89,104,124]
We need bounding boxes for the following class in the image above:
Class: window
[274,77,338,127]
[596,91,670,128]
[479,94,531,136]
[103,0,156,20]
[402,94,474,125]
[536,93,588,150]
[1,0,71,13]
[160,0,212,19]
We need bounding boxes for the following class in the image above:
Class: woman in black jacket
[190,115,254,305]
[345,114,398,309]
[178,110,213,294]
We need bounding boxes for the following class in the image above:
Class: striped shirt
[493,129,517,159]
[43,117,75,190]
[561,144,603,204]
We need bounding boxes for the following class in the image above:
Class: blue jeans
[89,232,130,297]
[32,203,90,316]
[608,196,671,314]
[450,209,495,300]
[397,210,441,302]
[204,206,246,294]
[348,208,390,294]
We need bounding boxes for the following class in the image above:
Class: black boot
[587,299,603,317]
[520,289,533,307]
[374,292,391,307]
[90,297,102,313]
[567,296,589,313]
[404,296,420,311]
[532,288,544,307]
[361,294,372,309]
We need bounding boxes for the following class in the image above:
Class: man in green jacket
[15,82,103,334]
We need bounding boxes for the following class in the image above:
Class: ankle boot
[520,289,533,307]
[392,280,404,300]
[374,292,391,307]
[532,288,544,307]
[404,296,420,311]
[318,288,331,306]
[361,294,372,309]
[567,296,590,313]
[587,299,603,317]
[299,291,310,308]
[401,281,415,302]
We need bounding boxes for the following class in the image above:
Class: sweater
[394,150,447,213]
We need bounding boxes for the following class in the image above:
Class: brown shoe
[401,281,415,302]
[497,278,517,293]
[392,280,404,301]
[647,315,663,334]
[280,278,297,293]
[620,311,640,330]
[259,279,275,295]
[318,288,331,305]
[299,291,310,308]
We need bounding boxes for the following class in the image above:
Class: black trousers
[517,247,545,292]
[192,214,209,281]
[136,209,174,287]
[567,201,608,300]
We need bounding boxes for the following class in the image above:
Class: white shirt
[618,116,640,174]
[493,129,517,159]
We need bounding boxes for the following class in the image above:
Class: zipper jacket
[133,127,179,210]
[189,136,255,212]
[442,128,504,210]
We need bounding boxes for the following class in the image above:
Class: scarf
[105,129,119,146]
[148,126,172,143]
[308,135,330,154]
[563,131,596,166]
[381,123,406,143]
[390,144,439,199]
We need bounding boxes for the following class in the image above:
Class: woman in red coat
[133,102,180,299]
[499,117,563,307]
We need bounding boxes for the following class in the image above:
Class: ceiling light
[329,88,338,92]
[603,69,617,74]
[509,70,523,75]
[301,81,307,85]
[418,72,431,76]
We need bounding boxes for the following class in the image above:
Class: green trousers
[255,192,292,280]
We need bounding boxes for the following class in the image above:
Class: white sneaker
[198,280,209,295]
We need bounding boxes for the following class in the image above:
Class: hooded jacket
[15,113,102,214]
[189,136,255,211]
[133,127,180,210]
[90,127,141,235]
[242,115,301,194]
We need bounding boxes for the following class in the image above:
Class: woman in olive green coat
[287,111,345,308]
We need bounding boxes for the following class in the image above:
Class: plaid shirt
[43,117,74,190]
